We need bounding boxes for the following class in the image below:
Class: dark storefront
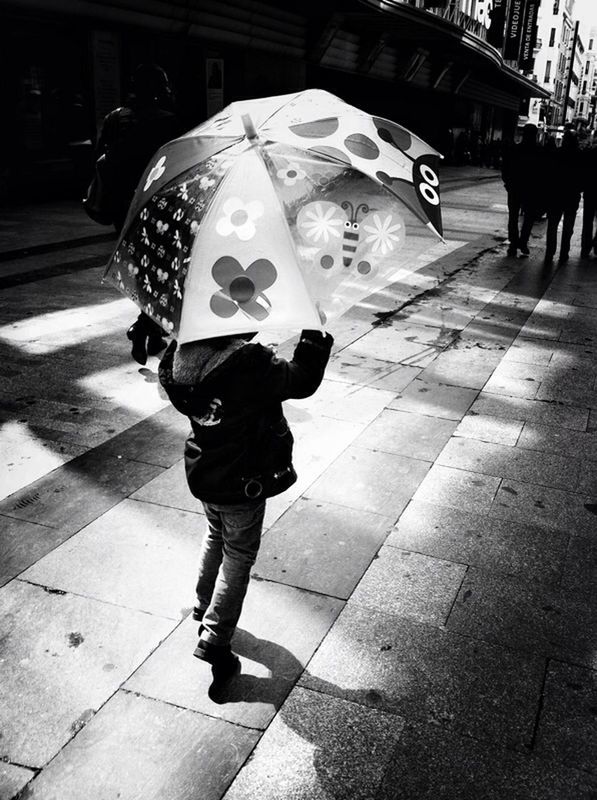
[1,0,548,203]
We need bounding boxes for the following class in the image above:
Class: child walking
[158,328,333,686]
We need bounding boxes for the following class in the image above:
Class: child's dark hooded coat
[158,331,333,505]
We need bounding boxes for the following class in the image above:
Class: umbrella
[104,89,445,343]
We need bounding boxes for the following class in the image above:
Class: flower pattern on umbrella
[210,256,277,321]
[105,157,226,334]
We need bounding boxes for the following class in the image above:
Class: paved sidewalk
[1,175,597,798]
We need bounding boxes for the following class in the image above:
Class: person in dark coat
[501,124,543,257]
[544,130,583,264]
[580,145,597,258]
[158,328,333,688]
[96,63,184,363]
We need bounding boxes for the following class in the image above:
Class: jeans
[507,189,536,249]
[546,198,580,259]
[581,194,597,255]
[196,500,266,647]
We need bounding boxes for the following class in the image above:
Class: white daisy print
[144,156,167,191]
[276,162,306,186]
[302,203,343,244]
[199,175,215,191]
[178,183,189,200]
[362,214,402,254]
[216,197,264,241]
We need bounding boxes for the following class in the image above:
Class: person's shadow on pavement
[210,628,399,799]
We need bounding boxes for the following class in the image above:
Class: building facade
[1,0,549,202]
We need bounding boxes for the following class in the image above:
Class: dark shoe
[507,246,517,257]
[147,335,167,356]
[581,250,591,259]
[192,606,204,622]
[126,324,148,365]
[208,653,241,702]
[519,243,530,256]
[559,253,569,264]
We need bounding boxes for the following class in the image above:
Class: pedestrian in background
[95,63,184,363]
[544,129,583,264]
[158,328,333,693]
[501,123,543,257]
[581,144,597,259]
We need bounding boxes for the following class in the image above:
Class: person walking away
[545,130,583,264]
[95,63,184,363]
[501,124,543,257]
[158,329,333,691]
[580,145,597,258]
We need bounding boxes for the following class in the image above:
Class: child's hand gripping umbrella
[104,89,445,343]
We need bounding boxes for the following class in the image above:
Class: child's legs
[195,505,226,612]
[200,500,266,647]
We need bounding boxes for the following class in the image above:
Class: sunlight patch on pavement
[0,299,133,354]
[0,421,86,502]
[77,363,169,415]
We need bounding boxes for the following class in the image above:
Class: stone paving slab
[388,379,478,420]
[436,436,581,491]
[0,451,163,533]
[305,445,430,519]
[535,660,597,775]
[21,499,203,619]
[353,408,457,461]
[490,478,597,537]
[349,545,466,626]
[223,686,404,800]
[0,580,175,767]
[367,363,422,393]
[502,336,558,366]
[482,361,546,399]
[0,763,35,800]
[454,411,524,446]
[0,515,73,588]
[288,380,395,426]
[130,459,204,514]
[321,351,397,387]
[1,425,88,502]
[536,379,597,410]
[561,535,597,600]
[344,321,456,368]
[446,569,597,668]
[517,420,597,462]
[387,499,567,586]
[125,580,343,730]
[300,603,544,751]
[376,719,597,800]
[470,391,590,431]
[20,690,260,800]
[99,405,188,467]
[420,349,501,390]
[411,464,501,514]
[254,498,392,599]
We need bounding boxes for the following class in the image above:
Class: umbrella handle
[242,113,258,140]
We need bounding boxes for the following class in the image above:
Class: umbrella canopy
[104,89,444,343]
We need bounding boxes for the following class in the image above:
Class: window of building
[544,60,552,82]
[586,62,591,74]
[590,39,594,50]
[553,0,559,13]
[549,28,556,46]
[583,80,587,93]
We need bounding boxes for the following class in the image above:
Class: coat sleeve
[255,330,334,401]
